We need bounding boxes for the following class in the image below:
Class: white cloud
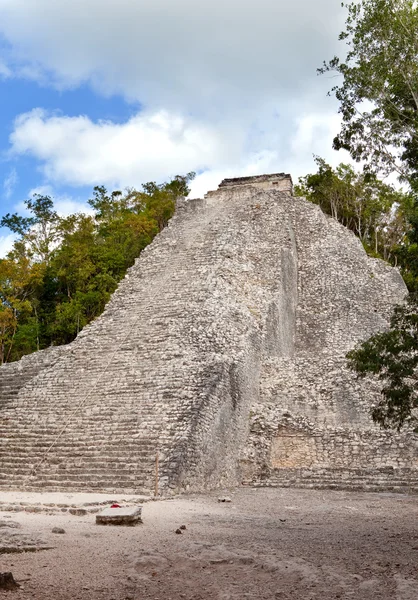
[1,0,352,197]
[54,198,93,217]
[10,105,348,197]
[27,184,53,198]
[3,168,18,199]
[0,58,12,78]
[10,108,246,189]
[0,0,345,111]
[0,232,15,257]
[291,114,342,158]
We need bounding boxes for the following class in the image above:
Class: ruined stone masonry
[1,173,417,494]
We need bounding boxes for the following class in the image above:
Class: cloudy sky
[0,0,351,256]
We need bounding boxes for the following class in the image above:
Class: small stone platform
[96,506,143,526]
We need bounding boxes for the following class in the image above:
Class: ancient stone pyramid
[1,174,417,494]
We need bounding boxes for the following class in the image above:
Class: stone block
[96,506,142,526]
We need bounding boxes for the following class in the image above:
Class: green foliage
[392,196,418,293]
[319,0,418,186]
[295,157,410,261]
[318,2,418,430]
[0,255,44,363]
[1,195,60,264]
[0,172,194,363]
[347,298,418,431]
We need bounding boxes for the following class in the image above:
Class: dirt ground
[1,487,417,600]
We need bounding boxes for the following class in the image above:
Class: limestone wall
[218,173,293,194]
[240,196,417,491]
[0,183,417,494]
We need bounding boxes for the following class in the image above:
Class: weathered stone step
[0,452,157,463]
[0,463,154,475]
[0,492,152,514]
[0,438,160,446]
[0,472,151,486]
[262,481,418,494]
[0,483,151,494]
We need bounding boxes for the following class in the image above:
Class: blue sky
[0,77,139,216]
[1,80,134,191]
[0,0,351,256]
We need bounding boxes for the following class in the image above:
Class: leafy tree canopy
[0,172,194,363]
[347,297,418,431]
[295,156,411,260]
[319,0,418,188]
[319,0,418,430]
[1,195,60,264]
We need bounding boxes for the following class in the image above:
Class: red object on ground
[110,503,121,508]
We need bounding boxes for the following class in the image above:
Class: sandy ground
[0,487,417,600]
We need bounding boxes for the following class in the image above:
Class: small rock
[0,572,20,590]
[69,509,87,516]
[0,520,21,529]
[218,497,232,503]
[51,527,66,534]
[175,528,182,534]
[179,525,187,530]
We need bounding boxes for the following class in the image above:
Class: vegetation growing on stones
[0,173,194,364]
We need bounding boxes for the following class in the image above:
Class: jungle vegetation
[318,0,418,430]
[0,173,194,364]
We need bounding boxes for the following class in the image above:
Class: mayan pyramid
[1,174,417,494]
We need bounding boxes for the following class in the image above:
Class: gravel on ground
[0,487,417,600]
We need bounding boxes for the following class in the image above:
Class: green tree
[0,173,195,359]
[0,256,44,363]
[393,197,418,292]
[320,0,418,429]
[319,0,418,186]
[295,157,408,260]
[347,297,418,431]
[1,195,60,264]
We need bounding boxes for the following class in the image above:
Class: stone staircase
[0,347,66,410]
[0,188,278,493]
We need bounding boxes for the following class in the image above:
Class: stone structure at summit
[0,173,417,494]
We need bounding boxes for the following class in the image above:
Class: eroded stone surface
[0,175,416,494]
